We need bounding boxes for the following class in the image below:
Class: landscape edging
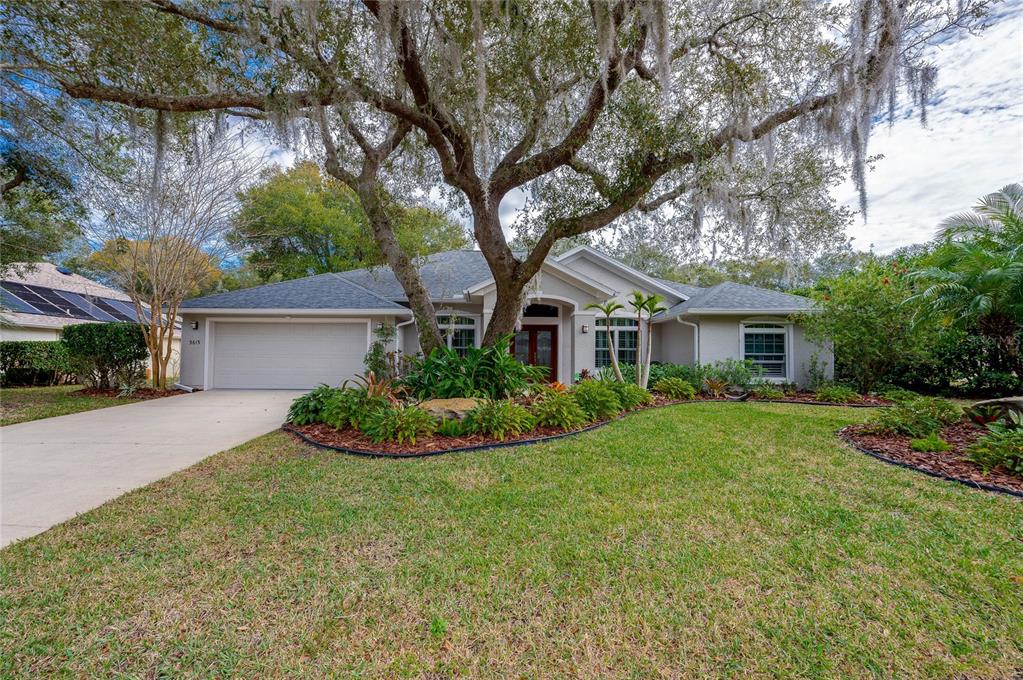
[282,398,886,459]
[837,432,1023,499]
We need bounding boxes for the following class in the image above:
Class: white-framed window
[595,317,638,368]
[438,314,477,357]
[742,323,787,378]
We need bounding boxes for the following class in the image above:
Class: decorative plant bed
[285,396,891,459]
[76,387,185,400]
[750,392,892,407]
[840,422,1023,497]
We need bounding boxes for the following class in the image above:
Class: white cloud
[837,0,1023,252]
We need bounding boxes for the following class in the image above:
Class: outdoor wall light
[190,320,199,330]
[581,324,590,334]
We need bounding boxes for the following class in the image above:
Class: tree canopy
[230,161,468,281]
[2,0,992,349]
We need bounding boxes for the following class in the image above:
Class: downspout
[395,315,416,354]
[676,317,700,365]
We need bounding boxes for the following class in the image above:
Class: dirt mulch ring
[840,422,1023,498]
[76,387,185,400]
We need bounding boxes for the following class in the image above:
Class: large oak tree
[2,0,991,350]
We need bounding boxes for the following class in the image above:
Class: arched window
[741,323,787,378]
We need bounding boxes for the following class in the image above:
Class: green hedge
[0,341,74,386]
[61,322,149,389]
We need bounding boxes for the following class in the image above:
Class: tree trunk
[605,313,624,383]
[322,165,444,356]
[642,317,654,389]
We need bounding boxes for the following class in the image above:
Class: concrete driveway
[1,389,300,548]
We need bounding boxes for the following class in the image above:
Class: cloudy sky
[837,0,1023,252]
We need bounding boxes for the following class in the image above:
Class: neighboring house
[0,262,181,373]
[177,246,832,390]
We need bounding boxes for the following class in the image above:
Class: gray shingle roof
[180,272,408,310]
[653,277,704,299]
[335,250,493,300]
[658,281,814,318]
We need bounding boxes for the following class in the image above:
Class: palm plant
[908,184,1023,365]
[585,300,625,383]
[627,291,668,389]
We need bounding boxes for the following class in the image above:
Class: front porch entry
[513,325,558,381]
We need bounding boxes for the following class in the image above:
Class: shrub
[878,387,919,404]
[864,397,962,437]
[571,380,622,420]
[287,384,343,425]
[530,391,588,430]
[750,382,785,399]
[606,381,653,410]
[402,334,548,399]
[61,323,149,389]
[464,399,535,440]
[814,384,860,403]
[703,358,762,390]
[0,341,73,386]
[322,388,390,430]
[652,377,696,400]
[360,404,437,445]
[967,429,1023,475]
[436,417,467,438]
[910,434,952,452]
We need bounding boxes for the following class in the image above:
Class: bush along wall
[0,341,74,387]
[60,322,149,390]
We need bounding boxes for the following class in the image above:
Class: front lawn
[0,385,136,426]
[1,403,1020,677]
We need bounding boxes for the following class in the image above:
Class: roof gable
[554,245,689,301]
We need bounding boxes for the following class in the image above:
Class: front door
[513,325,558,381]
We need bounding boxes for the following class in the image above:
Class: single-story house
[177,246,832,390]
[0,262,181,373]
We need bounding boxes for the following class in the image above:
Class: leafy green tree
[230,162,467,281]
[627,292,667,389]
[799,260,923,393]
[908,184,1023,368]
[3,0,985,351]
[1,148,84,276]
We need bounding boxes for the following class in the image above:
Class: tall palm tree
[585,300,626,382]
[908,184,1023,365]
[627,291,668,389]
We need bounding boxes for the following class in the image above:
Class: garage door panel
[212,322,366,389]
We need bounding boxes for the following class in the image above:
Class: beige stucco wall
[656,321,696,365]
[558,257,666,307]
[692,315,833,386]
[0,326,60,341]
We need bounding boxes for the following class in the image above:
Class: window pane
[451,328,475,357]
[744,331,785,377]
[617,329,638,365]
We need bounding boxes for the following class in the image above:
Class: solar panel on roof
[0,282,83,317]
[92,298,136,321]
[55,291,119,322]
[0,285,43,314]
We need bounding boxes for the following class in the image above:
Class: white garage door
[212,321,367,389]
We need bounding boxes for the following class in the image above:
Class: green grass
[0,385,137,426]
[1,403,1020,678]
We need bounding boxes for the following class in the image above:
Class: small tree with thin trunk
[627,291,667,389]
[586,300,626,382]
[91,131,260,388]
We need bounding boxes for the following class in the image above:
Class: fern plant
[571,380,622,420]
[287,384,343,425]
[530,391,588,430]
[360,404,437,444]
[606,381,653,410]
[464,399,535,440]
[652,377,696,400]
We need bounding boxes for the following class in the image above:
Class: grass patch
[1,403,1020,677]
[0,385,135,426]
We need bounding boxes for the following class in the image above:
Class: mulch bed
[840,421,1023,497]
[285,394,895,459]
[76,387,184,400]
